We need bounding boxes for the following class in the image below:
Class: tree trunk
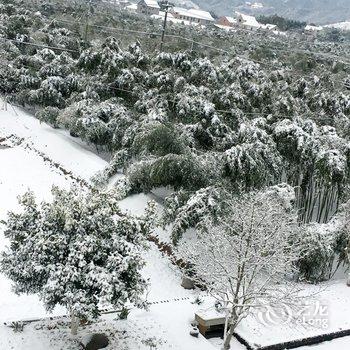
[347,272,350,287]
[223,297,229,341]
[224,311,229,341]
[222,322,236,350]
[70,311,79,336]
[222,310,239,350]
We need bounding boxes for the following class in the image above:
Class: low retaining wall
[233,328,350,350]
[258,328,350,350]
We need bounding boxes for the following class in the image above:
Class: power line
[20,0,350,56]
[129,8,350,64]
[5,34,348,94]
[57,18,162,37]
[8,48,347,95]
[52,16,350,69]
[52,18,276,66]
[207,23,350,66]
[0,37,79,53]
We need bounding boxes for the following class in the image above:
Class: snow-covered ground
[0,104,107,181]
[233,280,350,348]
[0,106,216,350]
[1,104,350,350]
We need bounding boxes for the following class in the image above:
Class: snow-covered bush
[127,154,210,193]
[224,140,283,191]
[36,106,60,128]
[132,122,187,157]
[296,220,343,282]
[91,149,131,187]
[1,187,155,334]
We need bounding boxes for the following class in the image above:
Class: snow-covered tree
[224,140,282,191]
[163,186,227,244]
[178,186,305,349]
[1,186,155,335]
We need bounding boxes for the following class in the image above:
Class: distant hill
[192,0,350,25]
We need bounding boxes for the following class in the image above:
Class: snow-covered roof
[151,11,199,26]
[172,7,214,22]
[223,16,237,24]
[235,11,262,28]
[305,24,323,31]
[188,9,214,21]
[235,11,276,30]
[264,23,277,30]
[141,0,160,9]
[126,3,137,10]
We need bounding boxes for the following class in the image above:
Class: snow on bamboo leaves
[0,186,155,334]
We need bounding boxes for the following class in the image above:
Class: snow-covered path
[0,105,107,181]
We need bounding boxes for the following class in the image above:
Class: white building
[251,2,263,9]
[235,11,276,31]
[137,0,160,16]
[170,7,214,26]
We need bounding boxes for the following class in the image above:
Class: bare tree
[178,187,306,349]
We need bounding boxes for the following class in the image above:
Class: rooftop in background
[235,11,262,28]
[143,0,160,9]
[235,11,277,30]
[224,16,237,24]
[172,7,214,22]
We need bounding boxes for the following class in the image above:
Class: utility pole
[160,1,172,52]
[84,0,94,43]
